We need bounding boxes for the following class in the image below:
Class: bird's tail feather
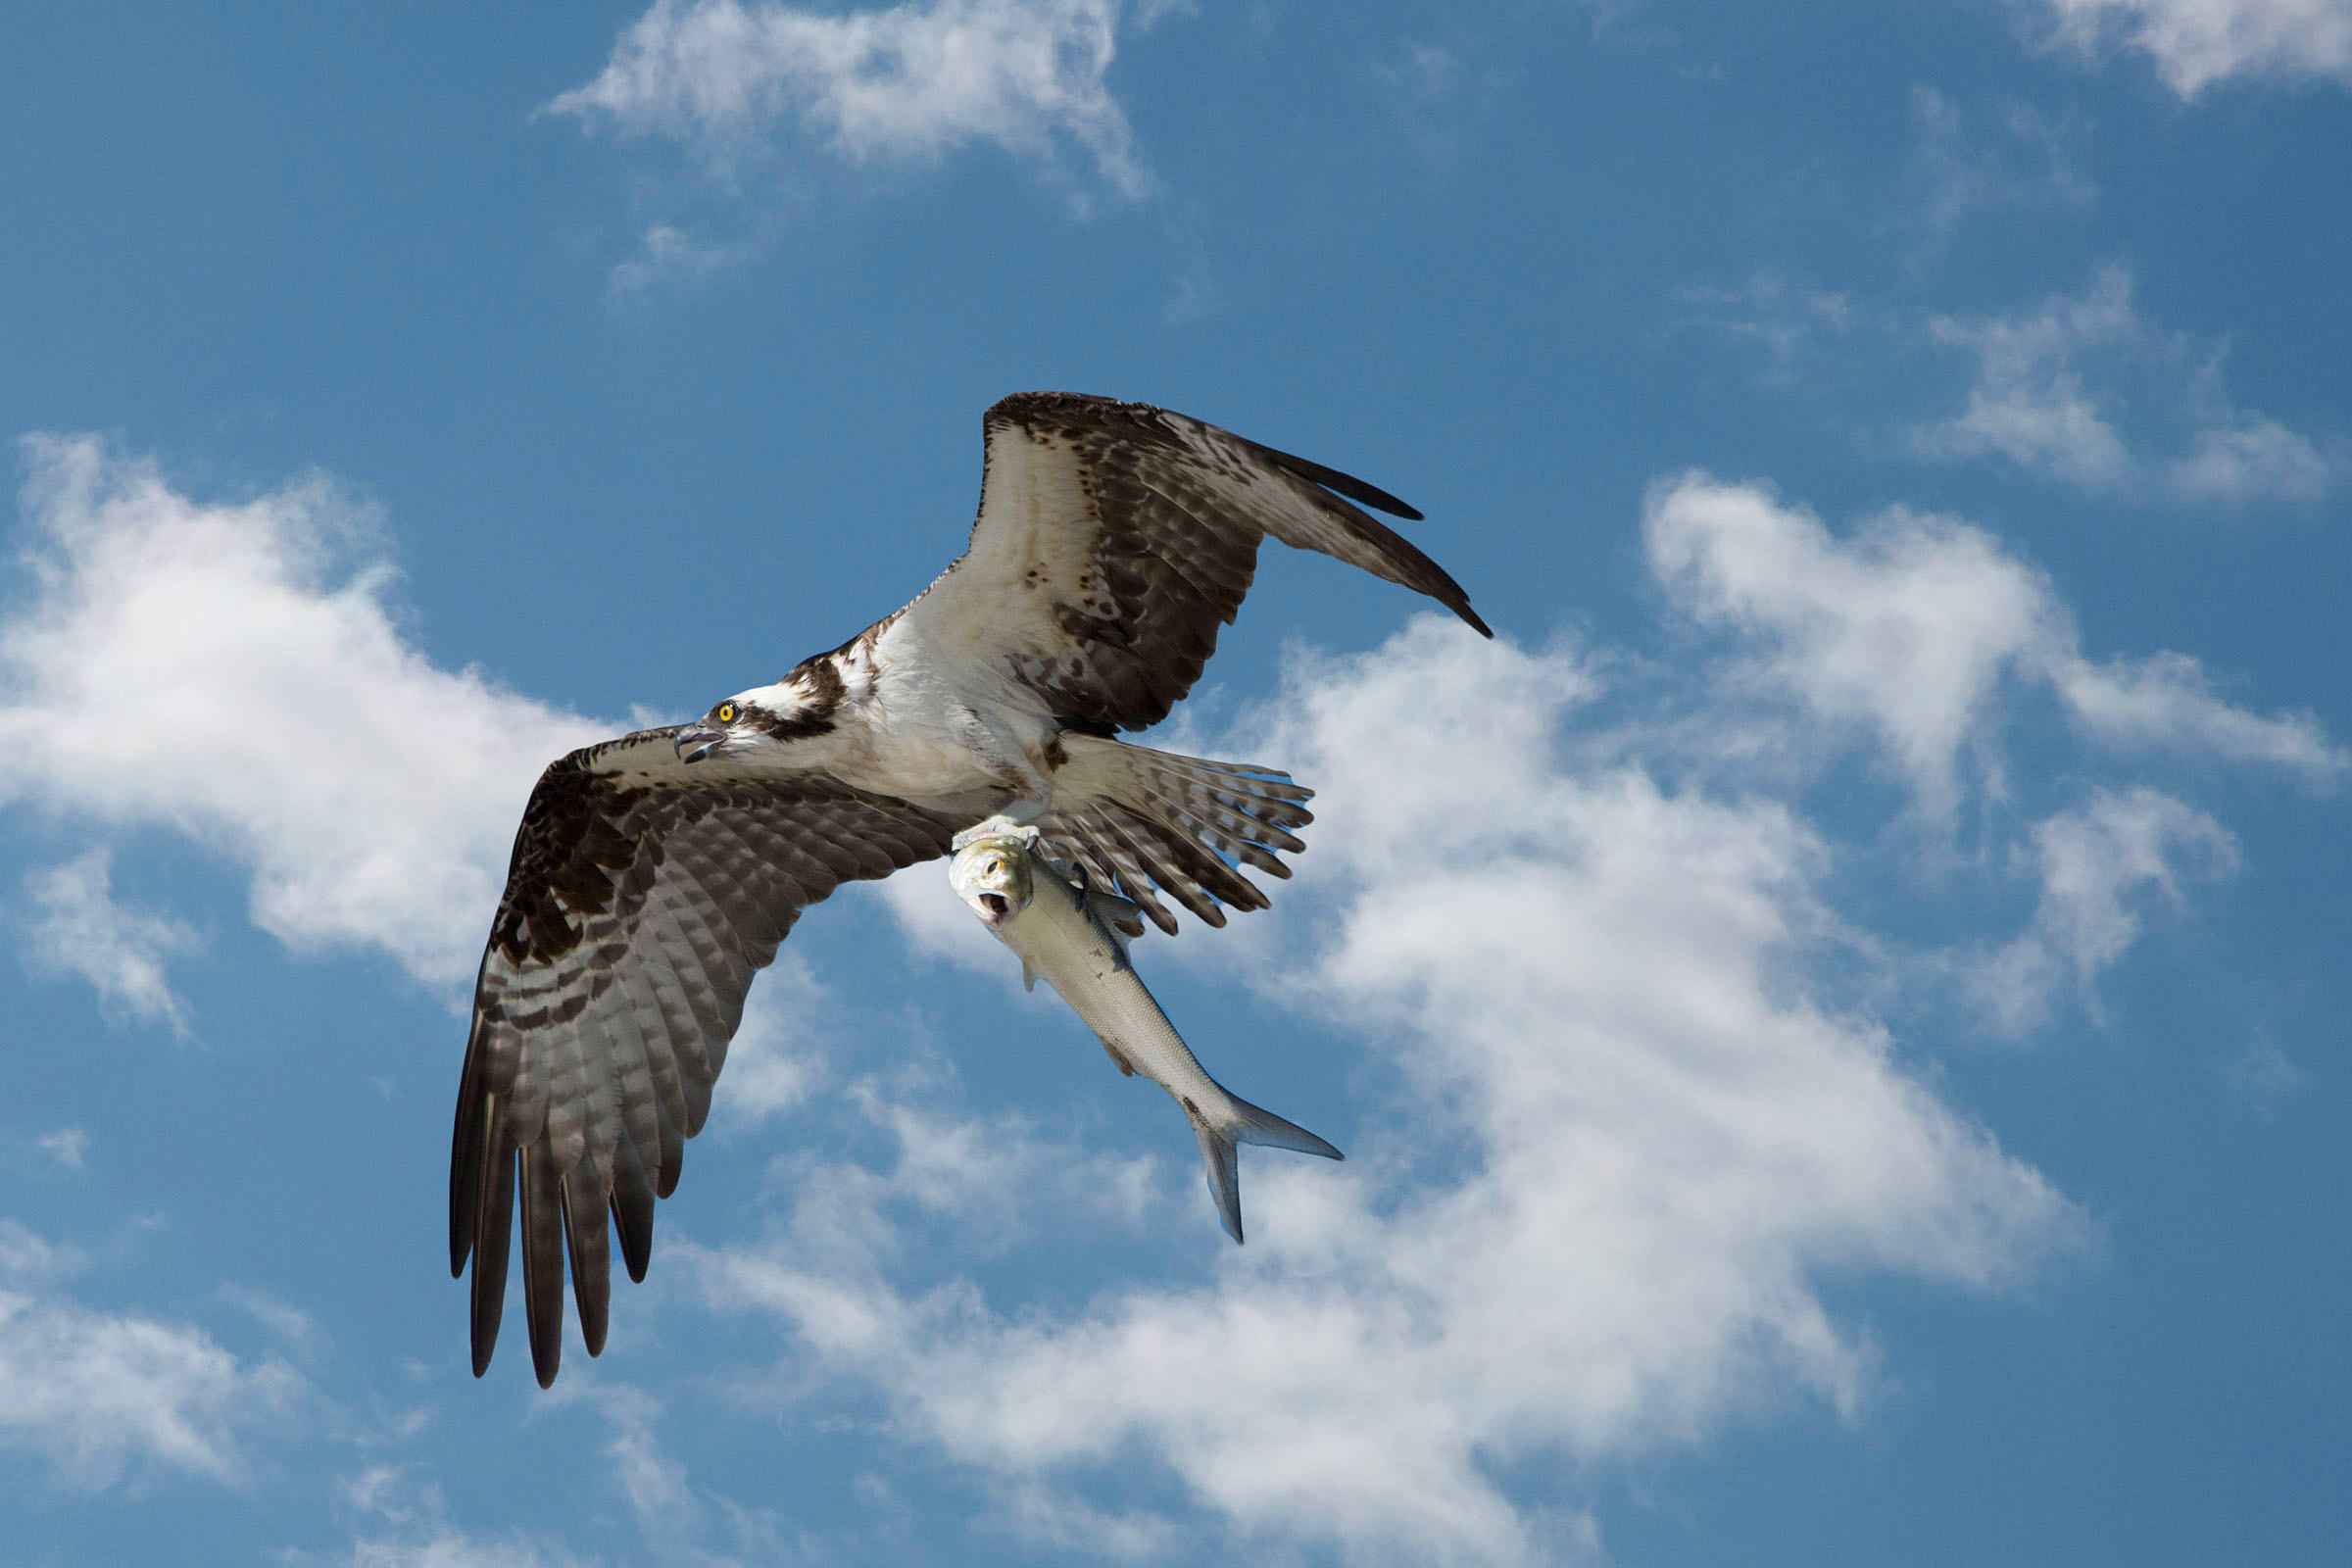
[1039,735,1314,934]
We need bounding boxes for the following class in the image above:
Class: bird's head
[949,834,1036,930]
[677,691,766,766]
[673,669,842,765]
[672,695,745,765]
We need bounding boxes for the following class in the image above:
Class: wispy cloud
[1374,38,1514,174]
[22,849,200,1033]
[2020,0,2352,96]
[33,1127,89,1169]
[1643,473,2345,821]
[1912,267,2335,502]
[1673,271,1856,383]
[548,0,1151,200]
[1901,85,2093,251]
[2166,413,2335,503]
[331,1463,595,1567]
[0,436,612,996]
[1973,787,2239,1032]
[0,1222,304,1491]
[1915,268,2139,489]
[607,222,760,297]
[1687,267,2338,506]
[2219,1034,2308,1112]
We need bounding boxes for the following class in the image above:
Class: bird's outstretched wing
[450,727,956,1387]
[897,391,1492,736]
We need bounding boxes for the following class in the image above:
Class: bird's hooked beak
[673,723,726,764]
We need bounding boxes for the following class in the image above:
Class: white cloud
[4,435,2317,1554]
[1913,267,2141,490]
[685,618,2082,1564]
[2167,414,2333,504]
[218,1284,328,1359]
[2056,649,2345,773]
[22,848,200,1032]
[534,1383,702,1538]
[994,1481,1184,1560]
[0,1222,303,1491]
[1912,267,2337,503]
[1670,271,1856,384]
[1903,85,2092,246]
[33,1126,89,1169]
[548,0,1149,200]
[1643,473,2346,821]
[0,1219,79,1281]
[607,222,759,296]
[344,1528,586,1568]
[333,1464,595,1568]
[1646,474,2056,818]
[0,436,612,996]
[1688,269,2337,507]
[2220,1035,2307,1111]
[2025,0,2352,95]
[704,957,833,1129]
[1374,39,1514,174]
[1973,787,2238,1032]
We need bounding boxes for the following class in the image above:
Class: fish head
[949,834,1036,930]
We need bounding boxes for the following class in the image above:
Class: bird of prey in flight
[450,391,1491,1386]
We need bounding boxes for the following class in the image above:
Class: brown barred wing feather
[450,727,957,1386]
[900,391,1490,737]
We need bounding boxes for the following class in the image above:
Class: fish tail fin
[1186,1089,1345,1246]
[1191,1117,1248,1244]
[1223,1091,1346,1162]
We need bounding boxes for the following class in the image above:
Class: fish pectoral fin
[1020,959,1039,993]
[1100,1041,1137,1077]
[1084,888,1145,950]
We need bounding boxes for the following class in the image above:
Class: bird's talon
[952,816,1042,853]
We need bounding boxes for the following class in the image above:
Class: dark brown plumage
[452,748,958,1385]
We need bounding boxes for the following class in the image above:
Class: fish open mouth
[977,893,1010,923]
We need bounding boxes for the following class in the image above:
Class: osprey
[451,392,1490,1386]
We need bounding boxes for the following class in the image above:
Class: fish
[948,830,1343,1243]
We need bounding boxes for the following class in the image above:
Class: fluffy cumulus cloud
[0,1220,302,1491]
[684,616,2088,1563]
[5,443,2328,1558]
[2025,0,2352,95]
[548,0,1149,198]
[0,436,611,996]
[663,472,2330,1561]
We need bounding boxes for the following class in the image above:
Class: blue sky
[3,1,2348,1563]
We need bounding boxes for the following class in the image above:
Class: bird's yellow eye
[716,702,737,723]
